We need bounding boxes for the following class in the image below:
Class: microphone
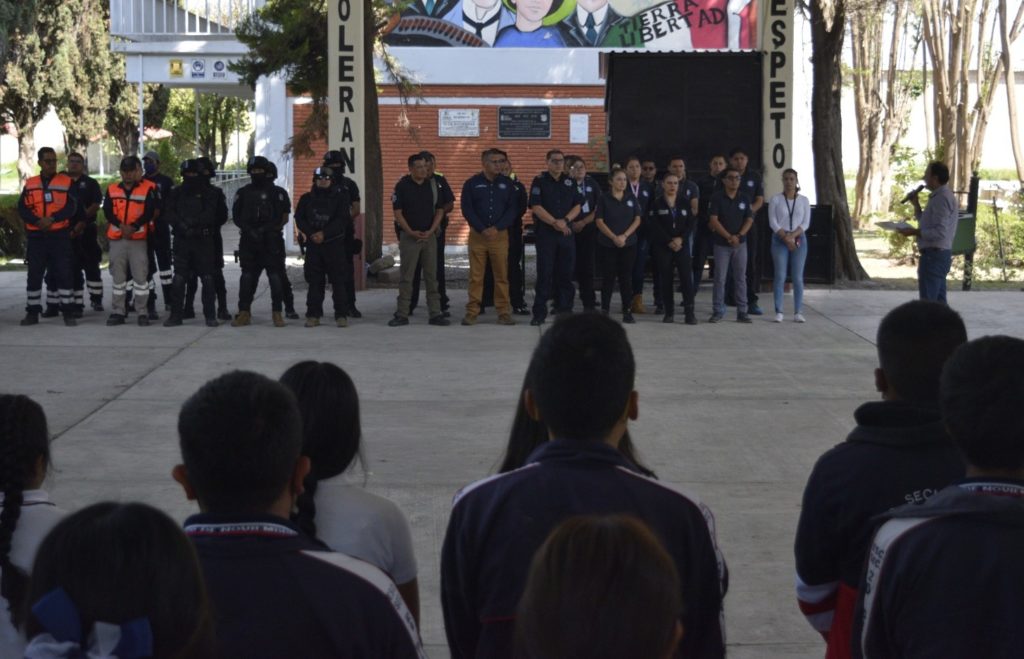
[900,185,924,204]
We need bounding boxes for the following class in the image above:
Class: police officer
[529,149,583,326]
[567,155,600,312]
[181,157,232,321]
[18,147,78,326]
[295,167,353,327]
[482,152,530,315]
[694,154,727,287]
[59,152,103,316]
[163,159,229,327]
[143,150,175,314]
[231,156,290,327]
[102,156,158,326]
[647,173,697,325]
[624,155,655,315]
[321,150,363,318]
[729,147,765,314]
[266,161,300,320]
[409,151,455,317]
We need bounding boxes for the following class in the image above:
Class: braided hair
[0,394,50,629]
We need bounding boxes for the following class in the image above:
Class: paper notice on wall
[570,114,589,144]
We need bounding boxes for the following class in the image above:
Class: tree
[920,0,1024,192]
[163,89,252,168]
[0,0,37,65]
[998,0,1024,184]
[56,0,113,152]
[848,0,921,224]
[807,0,869,279]
[105,54,170,157]
[0,0,76,184]
[232,0,417,262]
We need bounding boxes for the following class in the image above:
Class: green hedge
[0,194,109,262]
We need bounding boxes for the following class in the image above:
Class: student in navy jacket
[172,370,424,659]
[854,336,1024,659]
[441,313,727,659]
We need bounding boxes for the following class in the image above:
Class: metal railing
[110,0,262,39]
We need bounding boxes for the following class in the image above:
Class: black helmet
[267,162,278,180]
[180,159,200,176]
[322,150,346,173]
[312,166,335,183]
[196,156,215,178]
[247,155,271,174]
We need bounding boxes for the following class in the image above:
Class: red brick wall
[292,85,607,245]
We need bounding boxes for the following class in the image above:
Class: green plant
[879,144,924,264]
[0,194,26,260]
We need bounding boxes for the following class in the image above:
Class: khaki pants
[467,229,509,317]
[109,239,150,316]
[396,231,440,318]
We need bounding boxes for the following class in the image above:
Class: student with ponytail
[0,394,64,657]
[279,361,420,625]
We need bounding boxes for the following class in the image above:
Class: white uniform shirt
[0,490,65,658]
[768,192,811,234]
[313,474,418,585]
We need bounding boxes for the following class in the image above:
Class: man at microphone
[899,162,959,304]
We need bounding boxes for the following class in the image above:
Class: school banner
[382,0,760,49]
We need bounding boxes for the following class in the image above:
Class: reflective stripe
[87,281,103,293]
[27,292,42,300]
[133,284,150,295]
[112,283,127,292]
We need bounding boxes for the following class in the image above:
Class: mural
[381,0,759,49]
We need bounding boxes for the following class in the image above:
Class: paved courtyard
[1,256,1021,657]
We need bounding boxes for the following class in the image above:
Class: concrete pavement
[1,257,1021,657]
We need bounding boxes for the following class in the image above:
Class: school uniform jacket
[184,513,424,659]
[793,401,964,659]
[852,479,1024,658]
[441,440,727,659]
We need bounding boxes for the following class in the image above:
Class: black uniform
[233,179,290,313]
[739,169,765,308]
[48,172,103,313]
[18,174,77,317]
[183,174,231,319]
[145,171,175,310]
[295,185,353,320]
[529,171,584,322]
[594,191,640,312]
[165,178,228,323]
[572,175,601,310]
[627,179,656,307]
[409,172,455,314]
[482,175,529,312]
[647,192,697,319]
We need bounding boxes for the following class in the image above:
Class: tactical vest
[240,184,279,228]
[173,184,219,234]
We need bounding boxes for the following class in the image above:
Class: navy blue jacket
[853,479,1024,658]
[461,173,517,232]
[441,440,727,659]
[529,171,584,233]
[185,513,424,659]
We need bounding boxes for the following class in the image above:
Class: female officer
[767,168,811,323]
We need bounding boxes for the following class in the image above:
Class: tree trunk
[17,125,37,186]
[999,0,1024,183]
[810,0,868,280]
[364,7,384,263]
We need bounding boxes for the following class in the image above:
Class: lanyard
[785,196,797,231]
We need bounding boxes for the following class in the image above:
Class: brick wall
[292,85,607,246]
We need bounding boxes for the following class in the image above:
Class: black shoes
[388,316,409,327]
[285,308,300,320]
[205,317,219,328]
[63,314,77,327]
[622,312,636,324]
[737,314,753,324]
[20,313,39,326]
[428,316,451,326]
[163,315,183,327]
[349,306,363,319]
[137,314,150,326]
[217,308,232,321]
[662,314,674,323]
[106,314,125,326]
[513,305,530,316]
[530,317,544,327]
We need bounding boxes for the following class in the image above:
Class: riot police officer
[181,157,232,321]
[321,150,362,318]
[295,167,353,327]
[231,156,291,327]
[266,161,300,320]
[163,159,229,327]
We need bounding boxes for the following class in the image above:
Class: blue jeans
[918,248,952,303]
[771,234,808,314]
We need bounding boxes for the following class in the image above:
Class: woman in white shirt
[280,361,420,625]
[0,395,65,658]
[768,168,812,323]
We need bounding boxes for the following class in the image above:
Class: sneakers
[387,316,409,327]
[708,313,723,324]
[497,314,516,326]
[336,316,348,328]
[20,313,39,326]
[272,312,286,327]
[513,305,530,316]
[774,312,784,323]
[106,314,125,326]
[748,305,764,316]
[428,315,451,326]
[794,313,807,323]
[231,311,252,327]
[622,312,636,324]
[461,315,478,326]
[305,317,321,328]
[137,314,150,327]
[737,313,753,323]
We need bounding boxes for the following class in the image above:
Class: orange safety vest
[23,173,73,232]
[106,179,156,241]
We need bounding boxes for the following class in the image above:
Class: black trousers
[171,236,220,319]
[652,243,694,316]
[692,219,715,287]
[304,239,351,318]
[46,226,101,310]
[598,243,637,312]
[185,231,227,312]
[745,214,765,306]
[27,234,72,313]
[574,227,597,309]
[237,231,286,312]
[483,220,525,309]
[149,221,173,307]
[410,221,448,312]
[532,227,575,321]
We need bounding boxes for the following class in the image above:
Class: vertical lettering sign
[762,0,794,197]
[328,0,365,196]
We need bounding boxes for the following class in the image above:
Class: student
[768,168,811,323]
[279,361,420,624]
[594,168,641,323]
[441,314,726,659]
[22,503,214,659]
[854,335,1024,658]
[173,371,424,658]
[0,395,65,658]
[515,515,683,659]
[794,301,966,659]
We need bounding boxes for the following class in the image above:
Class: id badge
[44,192,53,203]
